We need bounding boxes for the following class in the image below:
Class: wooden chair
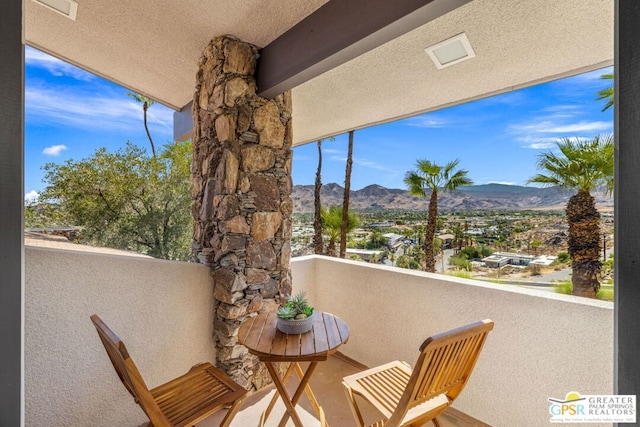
[90,314,247,427]
[342,320,494,427]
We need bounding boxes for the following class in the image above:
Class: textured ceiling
[25,0,613,146]
[291,0,613,145]
[25,0,328,110]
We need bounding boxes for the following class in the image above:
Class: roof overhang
[25,0,613,146]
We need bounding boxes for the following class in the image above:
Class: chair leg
[343,383,366,427]
[432,417,442,427]
[319,406,328,427]
[219,395,247,427]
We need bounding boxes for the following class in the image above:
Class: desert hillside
[292,183,614,212]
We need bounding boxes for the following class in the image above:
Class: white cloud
[542,105,578,113]
[329,154,396,174]
[354,158,394,173]
[42,144,68,156]
[540,105,580,119]
[544,121,612,133]
[403,115,448,128]
[515,135,556,149]
[25,190,40,203]
[323,148,342,154]
[25,84,174,135]
[25,47,95,81]
[523,142,556,150]
[509,119,612,138]
[144,105,174,132]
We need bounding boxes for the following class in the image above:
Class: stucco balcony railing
[25,248,613,426]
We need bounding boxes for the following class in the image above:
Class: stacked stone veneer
[191,35,293,389]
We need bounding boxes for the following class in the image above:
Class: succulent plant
[277,305,298,320]
[277,292,314,320]
[290,292,308,313]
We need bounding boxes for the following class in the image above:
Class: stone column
[191,35,293,389]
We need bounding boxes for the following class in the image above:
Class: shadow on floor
[200,353,490,426]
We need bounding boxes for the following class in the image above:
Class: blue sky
[24,46,613,200]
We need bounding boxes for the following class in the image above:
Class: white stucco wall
[25,247,216,427]
[291,255,614,427]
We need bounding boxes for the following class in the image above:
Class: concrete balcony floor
[201,354,489,427]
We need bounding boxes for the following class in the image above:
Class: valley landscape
[291,182,614,297]
[292,182,614,212]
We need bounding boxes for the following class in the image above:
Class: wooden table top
[238,309,349,361]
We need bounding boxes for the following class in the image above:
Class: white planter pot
[276,311,315,334]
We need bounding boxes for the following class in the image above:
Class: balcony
[25,247,613,426]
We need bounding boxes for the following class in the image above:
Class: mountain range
[292,183,614,212]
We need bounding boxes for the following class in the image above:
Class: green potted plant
[276,292,315,334]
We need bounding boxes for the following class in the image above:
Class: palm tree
[451,222,464,251]
[404,159,472,272]
[596,73,614,112]
[340,130,354,258]
[128,92,157,157]
[313,139,324,254]
[528,135,614,298]
[321,206,358,257]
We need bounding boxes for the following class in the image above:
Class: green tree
[451,222,464,250]
[448,255,471,270]
[530,240,542,255]
[366,230,388,249]
[596,73,614,112]
[128,92,157,157]
[40,141,193,260]
[25,199,67,229]
[528,135,614,297]
[404,159,472,272]
[396,254,421,270]
[321,206,359,257]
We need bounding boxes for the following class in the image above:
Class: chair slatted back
[90,315,168,425]
[404,320,493,415]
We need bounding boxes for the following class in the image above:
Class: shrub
[556,252,570,263]
[396,255,421,270]
[478,245,492,257]
[448,255,471,270]
[554,281,572,295]
[459,246,479,260]
[447,270,473,279]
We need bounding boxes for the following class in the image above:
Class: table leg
[265,362,305,427]
[277,362,319,427]
[293,363,322,420]
[262,362,297,424]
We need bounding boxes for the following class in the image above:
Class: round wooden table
[239,309,349,427]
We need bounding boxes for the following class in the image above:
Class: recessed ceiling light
[33,0,78,21]
[425,33,476,69]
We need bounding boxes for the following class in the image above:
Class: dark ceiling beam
[256,0,471,98]
[175,0,470,140]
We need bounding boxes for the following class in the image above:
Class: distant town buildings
[482,252,557,268]
[382,233,405,250]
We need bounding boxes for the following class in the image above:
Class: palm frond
[527,135,614,192]
[595,73,614,111]
[405,158,472,195]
